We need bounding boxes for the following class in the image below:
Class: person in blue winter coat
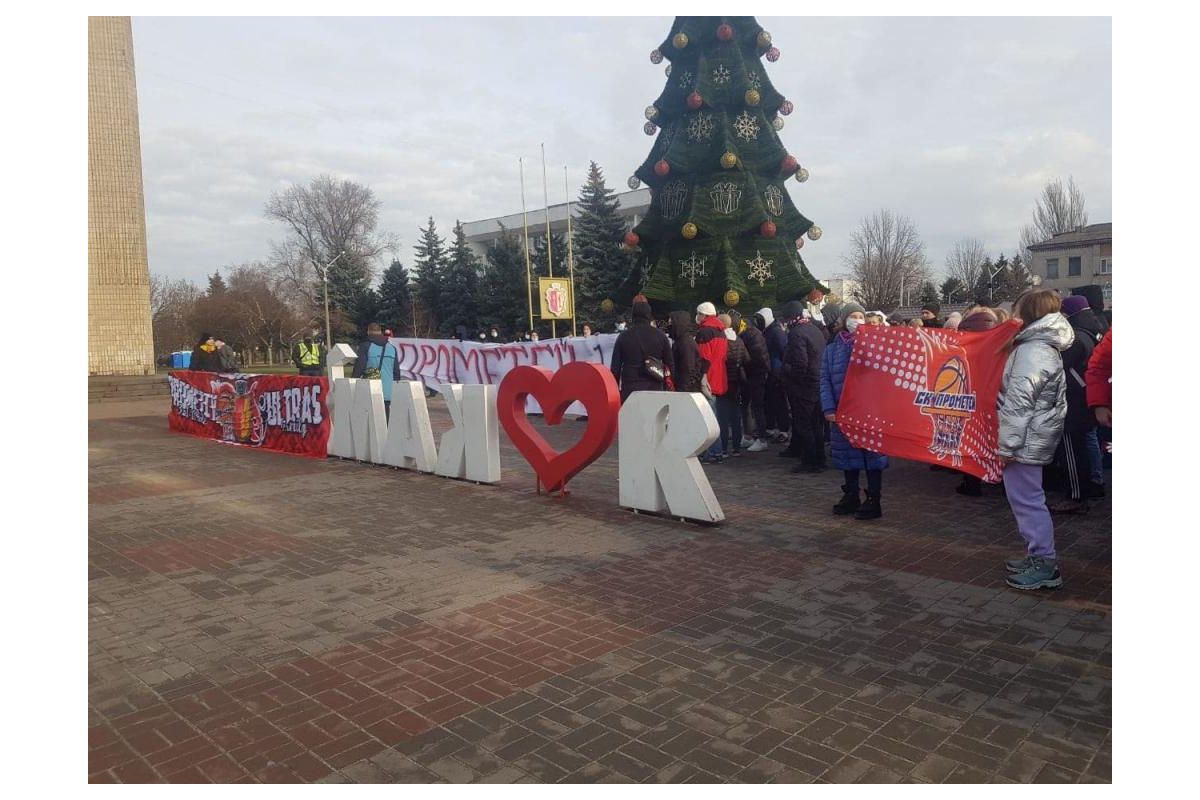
[821,303,889,520]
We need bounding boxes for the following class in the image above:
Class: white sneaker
[740,436,755,449]
[747,439,769,453]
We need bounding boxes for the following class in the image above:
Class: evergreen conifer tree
[412,218,448,336]
[573,162,631,327]
[441,221,482,337]
[479,225,531,339]
[628,16,826,309]
[377,258,413,335]
[207,271,228,296]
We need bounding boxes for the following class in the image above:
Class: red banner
[836,321,1021,481]
[167,371,330,458]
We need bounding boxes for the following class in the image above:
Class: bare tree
[1019,176,1088,263]
[944,238,988,293]
[843,209,930,310]
[264,174,398,314]
[150,274,201,354]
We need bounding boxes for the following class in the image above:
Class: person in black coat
[668,310,701,394]
[1072,285,1110,336]
[778,301,827,471]
[189,333,222,372]
[757,307,790,441]
[732,310,769,450]
[1049,295,1105,513]
[610,301,674,403]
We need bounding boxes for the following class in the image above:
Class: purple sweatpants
[1002,462,1057,561]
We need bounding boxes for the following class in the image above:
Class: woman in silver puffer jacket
[998,289,1074,591]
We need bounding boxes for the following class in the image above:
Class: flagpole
[540,143,556,339]
[519,157,534,335]
[564,165,577,337]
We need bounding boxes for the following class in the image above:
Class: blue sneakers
[1005,557,1063,590]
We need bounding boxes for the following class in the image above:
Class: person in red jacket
[1087,328,1112,428]
[694,301,729,463]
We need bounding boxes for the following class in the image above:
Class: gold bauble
[681,222,698,239]
[600,298,615,313]
[757,31,772,48]
[723,289,741,307]
[673,32,689,49]
[720,151,738,169]
[745,89,761,107]
[807,225,823,241]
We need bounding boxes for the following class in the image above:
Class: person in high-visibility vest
[293,334,325,376]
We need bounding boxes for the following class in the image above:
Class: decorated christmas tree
[624,16,827,310]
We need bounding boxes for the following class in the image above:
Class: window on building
[1046,258,1059,279]
[1102,284,1112,304]
[1068,256,1081,276]
[1098,258,1112,274]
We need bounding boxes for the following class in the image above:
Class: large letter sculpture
[435,384,501,484]
[382,381,437,472]
[497,362,619,494]
[618,391,724,522]
[328,378,386,462]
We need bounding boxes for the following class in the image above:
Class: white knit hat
[696,301,717,316]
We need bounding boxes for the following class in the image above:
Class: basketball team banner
[836,321,1021,481]
[167,371,330,458]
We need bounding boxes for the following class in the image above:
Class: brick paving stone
[89,402,1110,783]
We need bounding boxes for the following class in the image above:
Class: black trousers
[299,366,323,376]
[845,469,883,496]
[1057,427,1092,501]
[787,385,825,466]
[765,373,789,432]
[741,370,767,440]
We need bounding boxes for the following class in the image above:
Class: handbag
[363,342,387,380]
[636,330,666,382]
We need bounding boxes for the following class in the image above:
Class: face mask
[845,318,863,333]
[617,323,627,331]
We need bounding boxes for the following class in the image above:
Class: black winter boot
[833,486,861,515]
[855,493,882,520]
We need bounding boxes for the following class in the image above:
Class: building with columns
[88,16,155,375]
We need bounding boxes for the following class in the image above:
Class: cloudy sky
[132,16,1111,288]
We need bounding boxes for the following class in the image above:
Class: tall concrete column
[89,16,155,376]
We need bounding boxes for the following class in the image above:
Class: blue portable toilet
[172,351,191,369]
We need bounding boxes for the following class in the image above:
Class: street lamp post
[314,250,346,348]
[988,264,1005,303]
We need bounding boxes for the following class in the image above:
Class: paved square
[89,397,1110,783]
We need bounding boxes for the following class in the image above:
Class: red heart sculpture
[496,362,620,493]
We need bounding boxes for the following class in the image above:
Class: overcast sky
[132,16,1111,288]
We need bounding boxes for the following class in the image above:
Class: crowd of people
[609,288,1112,592]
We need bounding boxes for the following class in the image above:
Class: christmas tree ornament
[678,70,694,89]
[745,251,775,286]
[624,231,640,248]
[721,151,738,169]
[745,89,761,106]
[766,47,781,62]
[654,159,670,177]
[686,112,714,142]
[681,222,698,239]
[673,32,689,49]
[764,185,784,216]
[747,70,762,91]
[665,64,672,77]
[679,252,707,288]
[644,105,659,121]
[795,237,805,250]
[757,31,772,48]
[711,64,732,86]
[644,121,658,135]
[650,49,663,64]
[795,166,810,183]
[773,117,785,131]
[780,99,794,116]
[709,181,742,214]
[717,23,734,41]
[724,289,741,306]
[807,225,823,241]
[760,220,777,238]
[660,179,687,218]
[687,90,703,110]
[807,288,825,304]
[781,154,798,173]
[733,110,761,141]
[601,299,616,313]
[627,176,641,190]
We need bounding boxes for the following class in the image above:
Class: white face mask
[845,318,863,333]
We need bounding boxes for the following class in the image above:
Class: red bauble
[624,232,640,248]
[654,159,670,177]
[687,91,703,110]
[766,47,781,62]
[781,154,798,174]
[717,23,734,41]
[760,220,777,238]
[807,288,825,304]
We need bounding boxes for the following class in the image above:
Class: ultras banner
[167,371,330,458]
[835,321,1021,481]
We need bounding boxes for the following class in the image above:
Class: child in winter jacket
[997,289,1074,591]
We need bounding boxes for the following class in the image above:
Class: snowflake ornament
[745,251,775,286]
[711,65,732,86]
[747,70,762,91]
[733,111,761,142]
[678,70,694,89]
[680,252,708,288]
[686,112,714,143]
